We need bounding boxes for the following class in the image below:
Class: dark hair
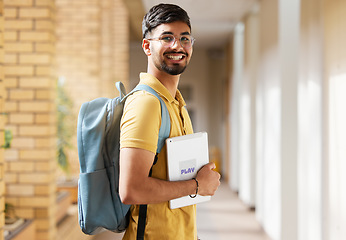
[142,3,191,38]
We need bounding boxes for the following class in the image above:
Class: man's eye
[181,36,191,43]
[161,36,174,42]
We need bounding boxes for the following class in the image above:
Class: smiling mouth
[165,52,187,61]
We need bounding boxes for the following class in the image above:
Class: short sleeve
[120,91,161,154]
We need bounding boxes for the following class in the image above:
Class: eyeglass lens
[160,34,194,48]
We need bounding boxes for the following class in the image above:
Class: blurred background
[0,0,345,239]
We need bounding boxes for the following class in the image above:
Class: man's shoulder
[125,90,161,109]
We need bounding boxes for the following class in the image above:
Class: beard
[160,62,187,75]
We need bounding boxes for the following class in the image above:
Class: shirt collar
[139,73,186,107]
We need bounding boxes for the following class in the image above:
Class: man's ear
[142,39,151,56]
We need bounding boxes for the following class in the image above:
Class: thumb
[206,162,216,170]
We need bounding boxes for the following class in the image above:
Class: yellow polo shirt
[120,73,196,240]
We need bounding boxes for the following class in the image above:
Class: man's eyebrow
[160,31,191,36]
[161,31,174,35]
[181,32,191,36]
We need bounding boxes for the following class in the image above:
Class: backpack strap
[127,84,171,153]
[115,81,127,100]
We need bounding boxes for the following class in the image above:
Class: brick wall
[56,0,130,176]
[3,0,56,239]
[0,0,5,239]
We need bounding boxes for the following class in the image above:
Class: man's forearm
[120,176,198,205]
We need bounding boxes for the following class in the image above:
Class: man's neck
[148,69,180,98]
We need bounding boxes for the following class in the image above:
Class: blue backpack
[77,82,171,235]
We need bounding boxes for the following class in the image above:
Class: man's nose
[171,38,184,49]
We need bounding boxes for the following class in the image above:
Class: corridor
[77,182,271,240]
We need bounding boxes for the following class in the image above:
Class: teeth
[167,55,183,60]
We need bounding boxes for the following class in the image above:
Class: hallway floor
[90,181,272,240]
[196,182,271,240]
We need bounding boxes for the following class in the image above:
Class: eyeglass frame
[146,33,196,49]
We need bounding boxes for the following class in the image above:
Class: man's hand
[196,162,221,196]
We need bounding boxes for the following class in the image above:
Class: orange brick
[4,42,33,52]
[35,66,52,76]
[35,0,54,7]
[4,20,33,30]
[0,197,4,213]
[19,77,51,88]
[4,31,17,41]
[36,89,52,99]
[3,77,18,88]
[19,196,52,207]
[19,101,52,112]
[0,164,4,179]
[3,87,8,100]
[35,208,50,218]
[35,20,53,30]
[9,89,34,100]
[35,137,55,148]
[20,149,52,160]
[9,161,35,172]
[19,125,50,136]
[3,101,18,112]
[4,0,33,7]
[4,53,17,64]
[19,8,51,19]
[19,31,51,42]
[36,230,55,240]
[35,113,54,124]
[0,132,4,146]
[5,161,13,173]
[4,8,17,18]
[4,172,18,183]
[15,208,34,219]
[35,219,51,230]
[4,149,19,160]
[5,125,18,135]
[35,161,55,172]
[0,31,3,46]
[35,184,56,195]
[0,182,5,199]
[11,137,35,148]
[7,184,35,196]
[4,65,34,76]
[20,53,51,64]
[35,43,54,53]
[9,113,34,123]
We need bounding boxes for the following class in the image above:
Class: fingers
[196,162,221,196]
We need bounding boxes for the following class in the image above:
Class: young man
[119,3,220,240]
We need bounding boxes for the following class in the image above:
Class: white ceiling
[142,0,258,48]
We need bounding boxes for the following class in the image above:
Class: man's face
[146,21,193,76]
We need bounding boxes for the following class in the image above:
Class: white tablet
[166,132,211,209]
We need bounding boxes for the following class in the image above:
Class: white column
[328,74,346,240]
[229,22,244,191]
[256,1,281,238]
[298,0,323,239]
[239,9,259,207]
[279,0,300,239]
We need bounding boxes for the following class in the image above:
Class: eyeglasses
[146,34,195,49]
